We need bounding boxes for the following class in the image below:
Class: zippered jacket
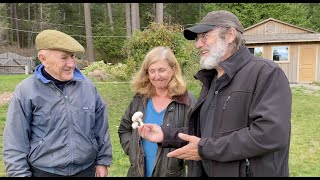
[3,64,112,177]
[161,45,292,177]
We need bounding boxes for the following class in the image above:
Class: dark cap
[183,10,244,40]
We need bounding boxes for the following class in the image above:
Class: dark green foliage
[123,22,200,80]
[93,22,127,64]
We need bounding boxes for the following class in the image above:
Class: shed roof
[244,18,318,33]
[244,33,320,44]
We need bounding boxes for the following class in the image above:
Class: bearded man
[137,10,292,177]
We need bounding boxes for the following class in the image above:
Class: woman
[118,46,196,177]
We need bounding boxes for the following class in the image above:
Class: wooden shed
[243,18,320,83]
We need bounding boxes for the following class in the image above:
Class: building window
[248,47,263,57]
[272,46,289,61]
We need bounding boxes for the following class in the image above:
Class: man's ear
[38,52,46,65]
[226,28,237,44]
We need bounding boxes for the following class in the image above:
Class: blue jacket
[3,64,112,177]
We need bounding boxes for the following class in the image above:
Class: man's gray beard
[200,56,219,70]
[200,38,228,70]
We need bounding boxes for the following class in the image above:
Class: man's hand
[95,165,108,177]
[167,133,202,161]
[137,124,164,143]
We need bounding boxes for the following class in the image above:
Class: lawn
[0,75,319,177]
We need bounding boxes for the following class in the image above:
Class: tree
[125,3,131,37]
[84,3,94,63]
[130,3,140,32]
[106,3,114,31]
[155,3,163,24]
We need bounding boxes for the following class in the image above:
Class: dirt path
[0,92,13,106]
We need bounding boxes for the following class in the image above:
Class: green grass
[0,75,320,176]
[0,75,30,94]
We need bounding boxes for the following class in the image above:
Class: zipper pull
[223,96,231,110]
[246,159,253,177]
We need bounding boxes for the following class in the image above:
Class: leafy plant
[123,22,199,80]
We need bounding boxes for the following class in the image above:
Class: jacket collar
[171,90,190,106]
[35,64,85,84]
[194,45,253,88]
[137,90,191,107]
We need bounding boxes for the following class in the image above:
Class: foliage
[82,60,130,82]
[202,3,315,31]
[93,22,126,64]
[123,22,199,79]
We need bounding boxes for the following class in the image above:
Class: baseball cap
[183,10,244,40]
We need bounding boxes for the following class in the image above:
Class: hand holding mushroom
[132,111,144,129]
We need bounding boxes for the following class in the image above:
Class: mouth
[63,67,73,71]
[200,49,209,55]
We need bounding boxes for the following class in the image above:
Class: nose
[66,56,76,67]
[154,71,161,79]
[195,39,204,49]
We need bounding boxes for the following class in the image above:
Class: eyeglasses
[195,32,210,43]
[195,28,218,43]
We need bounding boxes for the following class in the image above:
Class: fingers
[167,145,187,158]
[178,133,192,141]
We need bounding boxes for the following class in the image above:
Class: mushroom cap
[132,122,139,129]
[132,111,143,122]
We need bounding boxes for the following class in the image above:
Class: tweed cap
[35,29,85,53]
[184,10,244,40]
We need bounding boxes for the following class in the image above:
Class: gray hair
[217,26,245,52]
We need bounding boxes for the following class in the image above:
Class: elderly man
[3,29,112,177]
[138,10,292,177]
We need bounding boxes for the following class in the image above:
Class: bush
[82,60,130,82]
[123,22,200,81]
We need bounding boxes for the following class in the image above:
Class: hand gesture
[137,124,164,143]
[167,133,202,161]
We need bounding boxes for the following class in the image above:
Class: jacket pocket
[28,138,45,163]
[215,91,252,135]
[165,168,185,177]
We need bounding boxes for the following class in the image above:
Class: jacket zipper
[246,158,253,177]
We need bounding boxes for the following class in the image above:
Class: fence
[0,52,35,75]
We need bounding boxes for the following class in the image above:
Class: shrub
[123,22,200,81]
[82,60,130,82]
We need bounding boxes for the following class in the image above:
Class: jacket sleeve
[161,90,196,148]
[94,91,112,166]
[117,98,136,155]
[198,67,292,162]
[2,86,32,177]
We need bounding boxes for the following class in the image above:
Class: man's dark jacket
[161,45,292,177]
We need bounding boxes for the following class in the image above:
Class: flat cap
[184,10,244,40]
[35,29,85,53]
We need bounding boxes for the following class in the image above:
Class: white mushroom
[131,111,144,129]
[132,122,139,129]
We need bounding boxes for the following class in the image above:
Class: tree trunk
[13,3,20,47]
[6,3,13,45]
[84,3,94,63]
[125,3,131,38]
[153,3,156,22]
[131,3,137,32]
[107,3,114,31]
[28,3,30,21]
[136,3,140,29]
[155,3,163,24]
[40,3,42,30]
